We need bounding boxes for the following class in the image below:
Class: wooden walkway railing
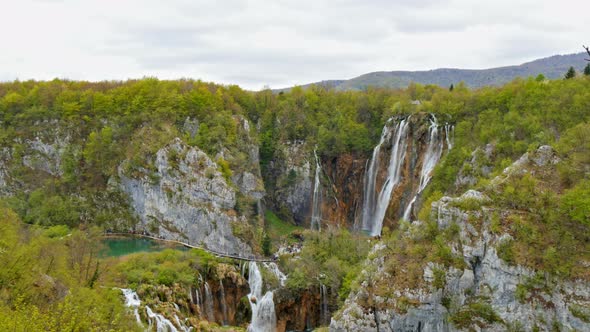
[103,232,277,262]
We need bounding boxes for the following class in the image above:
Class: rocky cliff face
[265,140,313,224]
[118,138,253,255]
[267,114,452,232]
[330,146,590,331]
[274,287,325,332]
[0,131,70,195]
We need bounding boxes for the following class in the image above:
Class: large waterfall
[247,262,277,332]
[403,115,445,221]
[361,115,452,235]
[361,118,410,236]
[310,149,322,231]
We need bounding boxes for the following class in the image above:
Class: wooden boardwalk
[103,232,277,262]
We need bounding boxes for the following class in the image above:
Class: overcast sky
[0,0,587,90]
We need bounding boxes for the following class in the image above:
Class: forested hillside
[1,73,589,331]
[281,52,588,91]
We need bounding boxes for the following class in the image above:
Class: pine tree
[584,64,590,76]
[565,66,576,79]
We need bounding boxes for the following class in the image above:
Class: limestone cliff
[267,114,452,233]
[331,146,590,331]
[265,140,313,224]
[118,138,253,255]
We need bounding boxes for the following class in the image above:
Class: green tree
[262,232,272,256]
[584,63,590,76]
[565,66,576,79]
[561,179,590,227]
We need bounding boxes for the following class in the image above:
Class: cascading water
[310,149,322,231]
[403,115,445,221]
[445,123,454,150]
[361,118,410,236]
[146,305,180,332]
[247,261,277,332]
[121,288,142,326]
[195,288,203,315]
[263,262,287,287]
[220,280,229,325]
[320,284,329,326]
[121,288,192,332]
[204,282,215,322]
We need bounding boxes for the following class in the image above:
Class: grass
[265,210,301,238]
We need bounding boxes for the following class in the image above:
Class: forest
[1,70,590,330]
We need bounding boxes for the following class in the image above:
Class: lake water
[102,236,188,257]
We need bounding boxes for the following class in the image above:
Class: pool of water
[102,236,187,257]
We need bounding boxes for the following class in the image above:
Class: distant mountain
[280,52,588,91]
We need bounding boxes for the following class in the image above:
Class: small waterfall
[263,262,287,287]
[121,288,142,326]
[247,262,277,332]
[445,124,454,150]
[311,149,322,231]
[361,118,410,236]
[204,282,215,322]
[220,280,229,325]
[194,287,203,315]
[403,115,445,221]
[146,305,179,332]
[188,287,194,305]
[121,288,192,332]
[320,284,329,326]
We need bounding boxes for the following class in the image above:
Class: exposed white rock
[272,141,313,223]
[119,138,252,255]
[332,148,590,331]
[22,135,69,176]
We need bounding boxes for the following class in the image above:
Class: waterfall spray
[311,148,322,231]
[361,118,410,236]
[220,280,229,325]
[247,262,277,332]
[403,115,445,221]
[204,282,215,322]
[320,284,329,326]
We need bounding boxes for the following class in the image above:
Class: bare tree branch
[584,45,590,61]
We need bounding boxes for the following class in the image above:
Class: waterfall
[204,282,215,322]
[403,115,445,221]
[320,284,329,326]
[121,288,142,326]
[311,149,322,231]
[247,262,277,332]
[195,287,203,315]
[146,305,180,332]
[445,124,454,150]
[263,262,287,286]
[120,288,192,332]
[361,118,410,236]
[220,280,229,325]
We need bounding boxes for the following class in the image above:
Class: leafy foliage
[0,205,139,331]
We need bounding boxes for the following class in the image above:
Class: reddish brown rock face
[274,287,324,332]
[311,113,452,233]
